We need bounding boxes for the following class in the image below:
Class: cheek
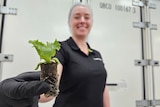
[87,20,92,27]
[70,21,78,29]
[69,22,78,34]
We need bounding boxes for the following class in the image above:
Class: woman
[54,3,110,107]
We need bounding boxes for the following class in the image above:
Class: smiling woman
[68,4,93,41]
[68,4,93,55]
[53,3,110,107]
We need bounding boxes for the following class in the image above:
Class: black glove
[16,71,41,81]
[0,71,50,99]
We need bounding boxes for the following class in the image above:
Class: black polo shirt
[54,37,107,107]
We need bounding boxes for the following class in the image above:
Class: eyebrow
[74,13,91,16]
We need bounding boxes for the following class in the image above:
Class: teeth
[78,26,87,29]
[78,27,86,30]
[78,24,87,28]
[79,26,85,28]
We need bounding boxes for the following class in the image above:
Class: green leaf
[29,39,61,69]
[52,57,60,64]
[35,62,44,70]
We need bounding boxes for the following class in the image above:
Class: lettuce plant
[29,39,61,70]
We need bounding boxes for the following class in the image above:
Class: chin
[76,33,88,38]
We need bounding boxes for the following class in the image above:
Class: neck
[72,36,87,47]
[72,36,89,55]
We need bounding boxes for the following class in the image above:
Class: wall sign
[99,2,136,14]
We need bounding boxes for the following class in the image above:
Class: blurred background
[0,0,160,107]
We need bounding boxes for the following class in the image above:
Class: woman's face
[69,6,92,39]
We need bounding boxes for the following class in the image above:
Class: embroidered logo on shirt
[93,58,103,61]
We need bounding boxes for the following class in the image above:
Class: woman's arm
[57,63,63,85]
[103,86,110,107]
[39,94,54,103]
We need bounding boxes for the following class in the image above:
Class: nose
[80,17,85,23]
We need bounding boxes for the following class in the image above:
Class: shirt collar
[67,37,95,54]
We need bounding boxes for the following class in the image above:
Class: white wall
[1,0,160,107]
[90,1,142,107]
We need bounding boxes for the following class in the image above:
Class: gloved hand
[0,71,50,99]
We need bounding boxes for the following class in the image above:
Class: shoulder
[59,38,70,48]
[55,39,71,65]
[92,49,101,54]
[57,39,68,51]
[92,49,102,57]
[57,40,68,55]
[57,38,73,55]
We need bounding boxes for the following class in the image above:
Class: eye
[85,16,90,20]
[74,16,80,19]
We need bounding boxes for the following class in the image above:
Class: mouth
[77,25,88,31]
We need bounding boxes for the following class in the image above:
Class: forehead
[71,6,91,16]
